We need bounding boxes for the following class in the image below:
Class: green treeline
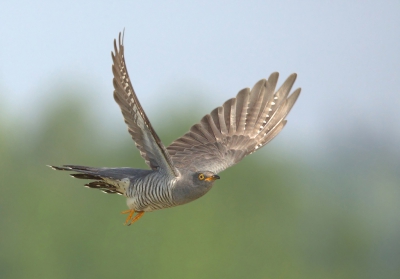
[0,87,399,279]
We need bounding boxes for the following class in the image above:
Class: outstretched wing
[167,73,300,174]
[112,32,179,177]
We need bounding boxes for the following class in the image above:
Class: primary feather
[111,33,179,178]
[167,73,300,174]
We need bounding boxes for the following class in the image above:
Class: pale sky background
[1,0,399,161]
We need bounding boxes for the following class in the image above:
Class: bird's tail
[48,165,130,195]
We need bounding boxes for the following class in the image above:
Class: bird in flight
[49,32,301,225]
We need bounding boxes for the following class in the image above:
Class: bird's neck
[171,179,213,206]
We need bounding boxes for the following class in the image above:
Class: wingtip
[269,72,279,79]
[290,87,301,99]
[288,72,298,81]
[113,30,125,57]
[118,29,125,46]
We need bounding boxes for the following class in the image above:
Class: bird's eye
[198,173,205,180]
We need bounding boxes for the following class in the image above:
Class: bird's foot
[121,209,145,226]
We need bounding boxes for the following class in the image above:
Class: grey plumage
[49,32,300,225]
[167,73,300,174]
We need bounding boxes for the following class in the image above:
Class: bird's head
[172,170,220,205]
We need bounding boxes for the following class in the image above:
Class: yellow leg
[129,211,145,225]
[121,209,145,226]
[121,209,135,225]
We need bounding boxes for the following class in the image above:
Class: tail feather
[84,181,122,195]
[70,173,102,180]
[48,165,129,195]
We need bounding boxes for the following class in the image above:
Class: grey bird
[49,32,301,225]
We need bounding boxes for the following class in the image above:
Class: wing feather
[228,98,237,135]
[236,88,250,135]
[217,107,228,135]
[167,73,300,173]
[112,32,179,177]
[252,73,279,137]
[244,79,266,136]
[206,114,223,141]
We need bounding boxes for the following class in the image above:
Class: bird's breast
[126,173,176,211]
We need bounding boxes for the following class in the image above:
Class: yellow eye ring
[198,173,205,180]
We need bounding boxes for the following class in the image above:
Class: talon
[121,209,145,225]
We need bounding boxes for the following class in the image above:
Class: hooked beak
[205,175,220,182]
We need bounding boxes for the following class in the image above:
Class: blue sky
[1,1,399,155]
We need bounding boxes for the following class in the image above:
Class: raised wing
[112,32,179,177]
[167,73,300,174]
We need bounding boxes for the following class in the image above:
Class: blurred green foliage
[0,86,399,279]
